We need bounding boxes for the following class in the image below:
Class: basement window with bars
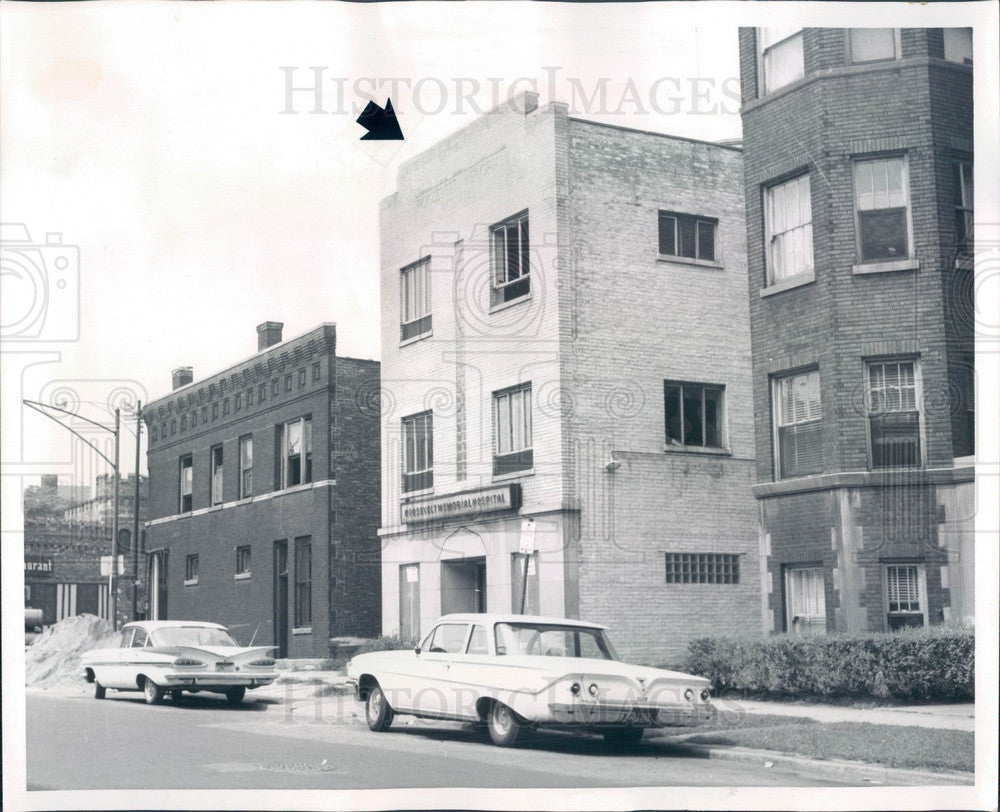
[665,553,740,585]
[658,211,717,262]
[867,360,921,468]
[490,211,530,307]
[400,257,432,341]
[774,369,823,479]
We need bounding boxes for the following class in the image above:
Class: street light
[23,399,121,629]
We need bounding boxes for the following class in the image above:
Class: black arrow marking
[357,98,404,141]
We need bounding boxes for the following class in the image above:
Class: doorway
[273,540,289,658]
[440,557,487,615]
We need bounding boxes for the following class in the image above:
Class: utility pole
[111,407,120,630]
[132,400,142,620]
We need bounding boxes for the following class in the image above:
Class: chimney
[171,366,193,390]
[257,321,284,351]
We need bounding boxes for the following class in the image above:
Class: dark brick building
[737,27,974,634]
[143,322,381,657]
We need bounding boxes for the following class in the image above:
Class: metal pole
[519,553,530,614]
[132,400,142,620]
[111,408,120,630]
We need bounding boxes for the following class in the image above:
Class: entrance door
[273,540,289,658]
[77,583,100,616]
[440,557,487,615]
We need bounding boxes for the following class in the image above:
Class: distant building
[143,322,381,657]
[737,27,974,633]
[377,93,761,663]
[63,473,148,528]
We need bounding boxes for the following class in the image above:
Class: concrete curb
[673,742,974,786]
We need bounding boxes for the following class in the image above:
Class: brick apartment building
[737,27,975,634]
[378,92,761,663]
[143,322,381,657]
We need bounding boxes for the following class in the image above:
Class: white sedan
[346,613,715,748]
[81,620,278,706]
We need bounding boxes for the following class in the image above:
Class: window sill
[234,572,251,581]
[662,445,732,457]
[292,627,312,635]
[760,271,815,298]
[493,467,534,483]
[399,329,433,348]
[401,487,434,501]
[489,294,531,315]
[657,254,723,270]
[852,259,919,275]
[184,578,198,587]
[276,482,314,496]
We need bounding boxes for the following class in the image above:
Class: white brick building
[378,93,762,663]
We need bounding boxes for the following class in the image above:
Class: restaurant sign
[25,556,54,578]
[402,484,520,524]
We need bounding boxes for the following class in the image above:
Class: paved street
[27,688,872,790]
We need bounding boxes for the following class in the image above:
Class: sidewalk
[717,697,975,732]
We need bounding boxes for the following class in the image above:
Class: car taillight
[587,683,599,697]
[173,658,206,668]
[570,682,581,695]
[684,688,694,701]
[247,659,276,667]
[700,688,711,702]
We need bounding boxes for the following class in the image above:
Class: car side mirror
[414,645,421,655]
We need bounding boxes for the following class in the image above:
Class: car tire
[365,685,394,732]
[94,681,106,700]
[170,690,184,702]
[143,678,164,705]
[225,687,246,705]
[602,727,644,750]
[487,701,529,747]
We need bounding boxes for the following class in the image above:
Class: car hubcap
[494,705,512,734]
[370,690,382,717]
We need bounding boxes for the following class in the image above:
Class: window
[399,563,421,643]
[423,623,470,654]
[665,553,740,584]
[298,368,306,388]
[854,157,911,262]
[258,383,266,402]
[185,553,199,585]
[658,211,717,262]
[943,27,972,64]
[402,411,433,492]
[765,174,814,284]
[223,398,230,416]
[490,211,530,306]
[271,379,279,397]
[280,416,312,488]
[212,403,219,419]
[849,28,899,63]
[235,393,242,412]
[664,381,724,449]
[294,536,311,627]
[239,435,253,498]
[493,384,532,476]
[759,27,804,94]
[312,362,321,382]
[246,388,253,407]
[954,161,974,255]
[170,420,176,436]
[401,257,432,341]
[190,411,196,428]
[284,374,292,393]
[180,415,187,432]
[867,360,921,468]
[884,563,926,629]
[131,627,148,648]
[179,455,193,512]
[201,406,208,422]
[236,545,251,577]
[785,566,826,635]
[210,444,224,506]
[774,369,823,479]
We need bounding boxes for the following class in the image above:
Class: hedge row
[682,626,974,701]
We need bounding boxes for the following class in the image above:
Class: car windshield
[494,623,619,660]
[149,627,239,647]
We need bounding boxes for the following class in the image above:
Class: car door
[442,623,490,719]
[410,622,469,717]
[99,627,134,688]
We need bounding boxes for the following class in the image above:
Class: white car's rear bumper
[546,700,716,727]
[161,671,276,689]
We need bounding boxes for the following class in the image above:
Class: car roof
[122,620,227,631]
[435,613,608,630]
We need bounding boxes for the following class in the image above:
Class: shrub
[325,635,411,671]
[684,625,974,702]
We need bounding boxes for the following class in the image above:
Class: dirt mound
[26,614,120,689]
